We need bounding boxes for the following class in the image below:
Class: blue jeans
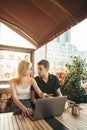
[11,99,33,114]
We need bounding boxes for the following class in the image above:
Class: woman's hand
[21,106,32,116]
[44,94,53,98]
[39,93,48,98]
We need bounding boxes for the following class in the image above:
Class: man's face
[37,65,49,77]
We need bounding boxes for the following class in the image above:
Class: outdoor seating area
[0,0,87,130]
[0,83,87,130]
[0,104,87,130]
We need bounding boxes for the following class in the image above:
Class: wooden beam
[0,45,35,53]
[30,52,35,77]
[0,17,38,47]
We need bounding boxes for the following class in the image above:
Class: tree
[61,56,87,103]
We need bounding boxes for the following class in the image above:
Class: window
[0,50,30,81]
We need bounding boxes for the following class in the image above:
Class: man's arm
[56,88,62,96]
[30,90,37,105]
[56,88,69,109]
[54,75,62,96]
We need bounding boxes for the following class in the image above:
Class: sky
[71,18,87,51]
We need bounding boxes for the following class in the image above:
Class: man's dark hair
[38,60,49,68]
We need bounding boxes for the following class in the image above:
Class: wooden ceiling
[0,0,87,51]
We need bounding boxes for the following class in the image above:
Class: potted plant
[61,56,87,103]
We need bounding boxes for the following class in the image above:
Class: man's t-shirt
[31,74,61,99]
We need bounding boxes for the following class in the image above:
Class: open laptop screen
[29,96,67,120]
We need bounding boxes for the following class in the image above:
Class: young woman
[10,60,47,116]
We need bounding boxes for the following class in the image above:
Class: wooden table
[0,104,87,130]
[56,104,87,130]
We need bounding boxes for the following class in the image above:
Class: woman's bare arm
[30,90,37,104]
[30,78,47,98]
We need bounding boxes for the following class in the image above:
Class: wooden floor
[0,104,87,130]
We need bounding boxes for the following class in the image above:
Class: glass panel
[35,19,87,74]
[0,50,30,82]
[0,23,36,49]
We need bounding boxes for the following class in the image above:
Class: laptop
[29,96,67,121]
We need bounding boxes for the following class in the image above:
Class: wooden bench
[0,87,11,113]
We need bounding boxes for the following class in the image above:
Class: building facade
[35,29,87,74]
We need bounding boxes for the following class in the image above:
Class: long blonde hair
[18,60,31,79]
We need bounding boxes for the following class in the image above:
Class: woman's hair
[18,60,31,79]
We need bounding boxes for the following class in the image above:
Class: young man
[30,59,62,105]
